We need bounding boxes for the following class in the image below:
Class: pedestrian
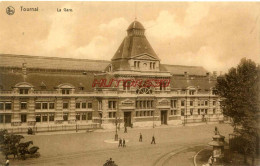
[124,126,127,133]
[123,139,126,147]
[118,138,122,147]
[5,159,9,166]
[139,133,142,142]
[151,135,156,144]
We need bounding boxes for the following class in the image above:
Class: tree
[216,58,260,165]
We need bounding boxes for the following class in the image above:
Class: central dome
[127,21,145,31]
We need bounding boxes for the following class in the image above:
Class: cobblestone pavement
[2,123,233,166]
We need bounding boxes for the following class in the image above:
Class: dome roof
[127,21,145,31]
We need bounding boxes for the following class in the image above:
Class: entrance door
[161,110,168,125]
[124,112,131,127]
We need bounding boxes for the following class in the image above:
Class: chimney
[22,63,27,75]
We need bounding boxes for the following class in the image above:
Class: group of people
[118,138,126,147]
[118,132,156,147]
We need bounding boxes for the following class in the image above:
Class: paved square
[2,124,233,166]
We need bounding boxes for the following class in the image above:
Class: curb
[193,146,209,166]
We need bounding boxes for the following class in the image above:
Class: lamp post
[114,116,118,141]
[153,112,154,128]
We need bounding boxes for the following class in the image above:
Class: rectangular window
[213,101,216,106]
[198,109,201,115]
[21,102,27,109]
[205,101,208,106]
[113,112,116,118]
[109,112,112,118]
[151,111,154,116]
[108,101,112,109]
[82,103,87,109]
[213,109,216,114]
[171,110,173,115]
[181,109,185,116]
[35,103,41,109]
[36,114,41,122]
[113,101,116,109]
[63,113,68,121]
[0,103,4,110]
[76,103,81,109]
[49,114,54,121]
[21,114,27,123]
[198,101,201,106]
[174,110,177,115]
[190,109,193,115]
[136,111,139,117]
[140,111,143,116]
[205,109,208,114]
[190,101,193,106]
[49,103,55,109]
[181,100,185,106]
[42,103,48,109]
[136,101,139,108]
[88,103,92,109]
[139,101,142,108]
[151,101,153,108]
[82,113,86,120]
[0,115,3,123]
[143,101,146,109]
[76,113,80,120]
[88,112,92,120]
[5,103,12,110]
[147,111,150,116]
[5,115,11,123]
[63,103,68,109]
[144,111,146,116]
[147,101,150,108]
[42,114,48,122]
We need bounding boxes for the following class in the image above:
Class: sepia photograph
[0,1,259,166]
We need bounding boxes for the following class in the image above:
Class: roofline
[162,63,206,68]
[0,54,110,63]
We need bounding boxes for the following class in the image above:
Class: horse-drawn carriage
[0,129,40,160]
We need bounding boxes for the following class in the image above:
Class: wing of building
[0,21,223,132]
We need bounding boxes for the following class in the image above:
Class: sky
[0,2,259,73]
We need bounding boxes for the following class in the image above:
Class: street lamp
[114,116,118,141]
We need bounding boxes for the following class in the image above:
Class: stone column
[55,97,63,124]
[27,97,36,126]
[11,97,21,126]
[68,97,76,124]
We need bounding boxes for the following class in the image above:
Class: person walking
[118,138,122,147]
[139,133,142,142]
[123,139,126,147]
[151,135,156,144]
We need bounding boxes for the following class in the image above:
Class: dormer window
[62,89,70,94]
[134,61,140,69]
[20,89,29,94]
[189,90,195,95]
[79,87,84,90]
